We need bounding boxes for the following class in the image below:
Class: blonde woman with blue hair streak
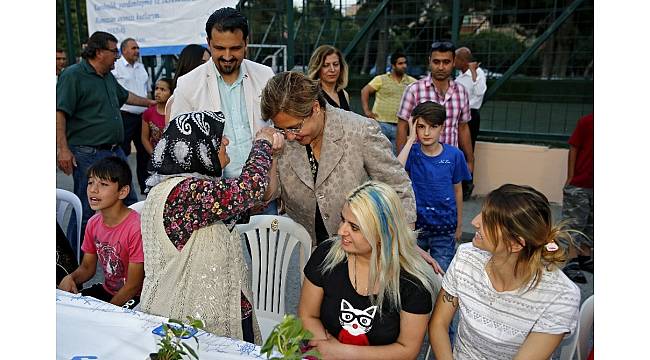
[298,181,441,360]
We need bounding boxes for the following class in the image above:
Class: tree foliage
[56,0,592,78]
[458,30,528,74]
[56,0,88,61]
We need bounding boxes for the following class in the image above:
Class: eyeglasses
[273,115,308,137]
[340,310,374,327]
[431,41,455,52]
[103,48,119,55]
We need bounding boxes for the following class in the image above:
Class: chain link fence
[239,0,593,144]
[58,0,593,144]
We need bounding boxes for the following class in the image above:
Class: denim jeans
[121,111,149,194]
[378,122,397,155]
[260,199,278,215]
[416,229,457,272]
[67,145,138,258]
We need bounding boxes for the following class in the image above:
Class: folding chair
[56,188,83,264]
[236,215,312,341]
[575,295,594,360]
[128,200,145,213]
[557,294,594,360]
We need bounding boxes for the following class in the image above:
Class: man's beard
[217,58,239,74]
[432,71,451,81]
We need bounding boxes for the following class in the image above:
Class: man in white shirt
[112,38,151,194]
[171,7,276,214]
[454,47,487,200]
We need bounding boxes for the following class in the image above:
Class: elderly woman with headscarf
[138,110,282,344]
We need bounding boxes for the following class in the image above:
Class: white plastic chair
[236,215,312,341]
[127,198,145,313]
[56,188,83,264]
[128,200,145,214]
[575,295,594,360]
[557,294,594,360]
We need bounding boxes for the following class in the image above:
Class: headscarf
[145,110,226,191]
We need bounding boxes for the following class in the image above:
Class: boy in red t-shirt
[561,113,594,283]
[58,156,144,308]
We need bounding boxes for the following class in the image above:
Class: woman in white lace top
[430,184,581,360]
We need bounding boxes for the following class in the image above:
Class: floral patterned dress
[161,139,272,323]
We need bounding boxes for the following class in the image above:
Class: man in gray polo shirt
[56,31,155,245]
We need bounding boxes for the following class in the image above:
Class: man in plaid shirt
[396,41,474,173]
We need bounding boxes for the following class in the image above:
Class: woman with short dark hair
[260,71,421,254]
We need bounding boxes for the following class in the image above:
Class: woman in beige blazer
[260,71,417,247]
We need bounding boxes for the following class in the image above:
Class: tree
[458,30,528,74]
[56,0,88,62]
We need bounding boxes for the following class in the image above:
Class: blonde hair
[307,45,349,91]
[321,181,440,314]
[260,71,327,121]
[481,184,572,290]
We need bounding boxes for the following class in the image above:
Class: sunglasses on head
[431,41,455,51]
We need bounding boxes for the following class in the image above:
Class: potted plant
[260,314,321,360]
[148,317,205,360]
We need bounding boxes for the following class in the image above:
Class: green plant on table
[260,314,321,360]
[152,316,205,360]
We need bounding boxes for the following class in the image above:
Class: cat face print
[339,299,378,336]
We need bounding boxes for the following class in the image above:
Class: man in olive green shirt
[56,31,155,248]
[361,51,417,154]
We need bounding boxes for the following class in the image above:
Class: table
[56,289,271,359]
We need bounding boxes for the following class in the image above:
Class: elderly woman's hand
[255,127,277,143]
[255,127,285,155]
[271,132,285,155]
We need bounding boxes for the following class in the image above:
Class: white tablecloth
[56,289,270,359]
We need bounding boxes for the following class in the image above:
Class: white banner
[86,0,238,55]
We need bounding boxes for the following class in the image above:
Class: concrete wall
[473,141,568,204]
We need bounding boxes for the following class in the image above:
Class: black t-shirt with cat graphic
[304,240,433,346]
